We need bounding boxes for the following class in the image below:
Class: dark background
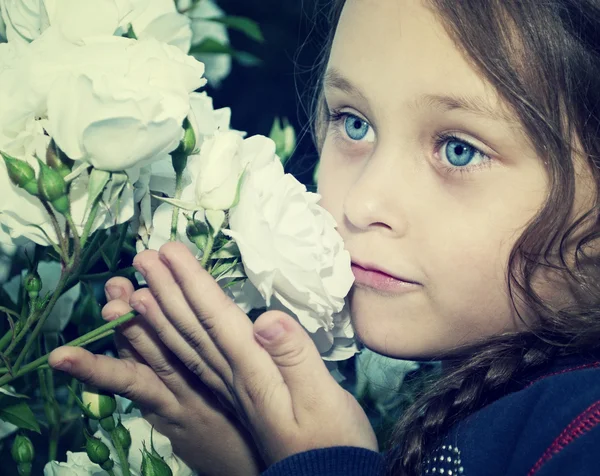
[206,0,327,188]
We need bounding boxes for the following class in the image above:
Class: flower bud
[85,434,112,466]
[269,117,296,165]
[37,159,70,215]
[185,215,208,251]
[141,441,173,476]
[181,118,196,157]
[1,152,39,196]
[24,271,42,300]
[46,140,74,179]
[81,386,117,420]
[11,434,34,465]
[112,420,132,453]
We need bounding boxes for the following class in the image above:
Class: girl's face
[317,0,550,359]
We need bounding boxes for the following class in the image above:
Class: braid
[386,336,558,476]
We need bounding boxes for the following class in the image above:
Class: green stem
[48,417,60,461]
[0,312,136,387]
[81,197,101,249]
[169,172,185,242]
[65,213,82,270]
[41,201,68,263]
[200,232,216,269]
[106,468,117,476]
[111,428,131,476]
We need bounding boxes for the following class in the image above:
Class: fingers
[129,286,231,397]
[103,272,203,394]
[253,312,338,416]
[104,276,135,303]
[48,347,176,412]
[156,243,261,367]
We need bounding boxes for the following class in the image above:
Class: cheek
[316,141,355,225]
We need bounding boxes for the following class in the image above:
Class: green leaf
[189,38,262,67]
[207,16,264,43]
[86,169,110,214]
[211,240,240,259]
[152,195,202,212]
[0,401,41,433]
[0,387,29,400]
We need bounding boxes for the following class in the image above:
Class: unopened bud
[37,159,69,215]
[181,118,196,157]
[24,271,42,300]
[85,435,112,466]
[81,386,117,420]
[185,216,208,251]
[141,441,173,476]
[46,140,74,179]
[269,117,296,165]
[11,434,34,464]
[112,420,132,453]
[2,152,38,196]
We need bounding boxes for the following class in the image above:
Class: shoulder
[436,359,600,476]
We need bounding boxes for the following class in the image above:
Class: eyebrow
[323,68,516,124]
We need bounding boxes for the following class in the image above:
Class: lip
[351,260,421,293]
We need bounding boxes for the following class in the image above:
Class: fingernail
[133,259,146,276]
[130,299,146,315]
[105,285,122,301]
[52,360,71,372]
[255,321,286,343]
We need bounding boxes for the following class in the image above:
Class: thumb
[253,311,336,401]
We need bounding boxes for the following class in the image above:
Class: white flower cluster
[0,0,355,360]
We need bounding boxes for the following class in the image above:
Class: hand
[127,243,378,466]
[48,276,263,476]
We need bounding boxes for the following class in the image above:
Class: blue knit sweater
[262,354,600,476]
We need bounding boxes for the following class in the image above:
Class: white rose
[0,0,49,43]
[129,0,192,52]
[0,0,133,45]
[44,451,105,476]
[188,92,232,149]
[225,160,355,347]
[193,131,244,210]
[43,0,133,44]
[0,41,41,135]
[182,0,231,86]
[44,37,205,171]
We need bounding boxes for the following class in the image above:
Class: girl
[48,0,600,474]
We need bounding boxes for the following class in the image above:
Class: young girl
[48,0,600,474]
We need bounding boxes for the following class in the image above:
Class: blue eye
[444,139,478,166]
[344,115,370,141]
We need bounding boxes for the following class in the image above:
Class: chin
[350,303,456,361]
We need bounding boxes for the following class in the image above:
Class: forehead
[327,0,502,113]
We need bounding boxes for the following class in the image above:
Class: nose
[343,149,410,235]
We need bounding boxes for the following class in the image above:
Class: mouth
[350,261,421,293]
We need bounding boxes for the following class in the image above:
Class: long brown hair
[309,1,600,474]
